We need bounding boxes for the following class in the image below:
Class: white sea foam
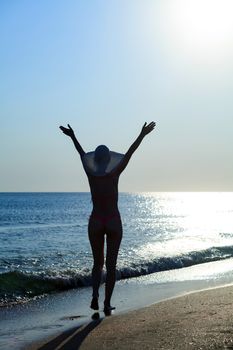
[0,192,233,304]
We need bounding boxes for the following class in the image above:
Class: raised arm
[115,121,156,175]
[59,124,85,158]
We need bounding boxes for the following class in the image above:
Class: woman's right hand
[140,121,156,137]
[59,124,74,137]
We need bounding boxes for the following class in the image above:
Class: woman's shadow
[38,313,102,350]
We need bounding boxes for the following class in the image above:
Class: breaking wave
[1,244,233,306]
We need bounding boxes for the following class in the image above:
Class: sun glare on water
[137,193,233,260]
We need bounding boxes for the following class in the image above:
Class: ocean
[1,192,233,307]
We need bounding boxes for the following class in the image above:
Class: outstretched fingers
[59,124,74,137]
[59,125,66,132]
[142,121,156,135]
[147,121,156,128]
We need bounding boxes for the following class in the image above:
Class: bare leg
[104,216,122,310]
[88,217,105,310]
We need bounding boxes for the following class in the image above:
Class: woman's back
[87,173,119,215]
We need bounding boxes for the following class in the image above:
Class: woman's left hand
[59,124,75,137]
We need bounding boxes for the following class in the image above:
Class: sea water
[0,192,233,306]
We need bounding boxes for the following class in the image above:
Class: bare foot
[103,305,115,312]
[90,297,99,310]
[103,305,115,316]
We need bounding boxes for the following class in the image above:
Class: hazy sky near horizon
[1,0,233,192]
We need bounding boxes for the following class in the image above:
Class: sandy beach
[26,284,233,350]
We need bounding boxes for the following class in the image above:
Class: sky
[1,0,233,192]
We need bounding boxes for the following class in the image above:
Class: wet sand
[27,284,233,350]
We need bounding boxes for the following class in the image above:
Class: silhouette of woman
[59,122,156,312]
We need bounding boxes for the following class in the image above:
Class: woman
[59,121,156,312]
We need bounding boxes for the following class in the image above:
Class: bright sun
[165,0,233,62]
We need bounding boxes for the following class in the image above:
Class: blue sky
[1,0,233,191]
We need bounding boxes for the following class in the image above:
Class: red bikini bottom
[89,211,121,226]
